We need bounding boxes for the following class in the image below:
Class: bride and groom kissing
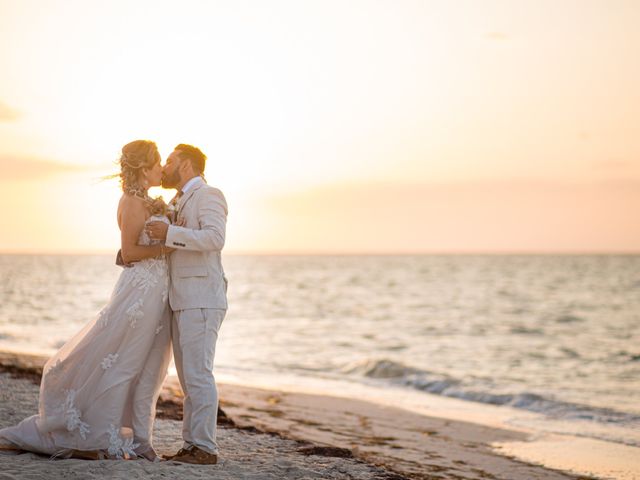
[0,140,228,465]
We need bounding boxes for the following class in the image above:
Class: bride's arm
[119,195,169,264]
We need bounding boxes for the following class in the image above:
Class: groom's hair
[175,144,206,175]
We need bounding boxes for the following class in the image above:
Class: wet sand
[0,351,598,479]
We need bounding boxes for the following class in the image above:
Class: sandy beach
[0,351,610,480]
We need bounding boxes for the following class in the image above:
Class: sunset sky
[0,0,638,253]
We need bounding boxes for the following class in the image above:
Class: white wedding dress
[0,215,172,459]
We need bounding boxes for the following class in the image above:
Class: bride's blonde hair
[103,140,167,215]
[118,140,160,197]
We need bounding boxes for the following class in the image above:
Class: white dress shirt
[181,176,204,196]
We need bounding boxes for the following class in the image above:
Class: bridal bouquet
[148,196,169,218]
[166,197,179,224]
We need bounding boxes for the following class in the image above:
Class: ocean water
[1,254,639,447]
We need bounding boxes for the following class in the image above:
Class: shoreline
[0,350,604,480]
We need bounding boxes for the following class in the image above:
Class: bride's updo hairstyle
[119,140,160,197]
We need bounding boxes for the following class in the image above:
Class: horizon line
[0,249,639,256]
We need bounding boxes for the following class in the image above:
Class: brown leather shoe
[162,445,194,461]
[171,446,218,465]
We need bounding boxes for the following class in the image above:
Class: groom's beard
[161,170,180,189]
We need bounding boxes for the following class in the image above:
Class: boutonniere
[166,197,179,224]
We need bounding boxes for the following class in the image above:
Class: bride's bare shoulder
[118,193,146,210]
[117,194,147,226]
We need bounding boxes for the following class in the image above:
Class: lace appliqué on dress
[126,299,144,329]
[63,390,90,440]
[108,424,140,460]
[97,307,110,328]
[100,353,119,370]
[161,274,169,303]
[130,263,160,294]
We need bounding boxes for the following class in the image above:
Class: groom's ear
[177,154,194,177]
[175,154,186,173]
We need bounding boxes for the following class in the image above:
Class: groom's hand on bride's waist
[115,249,134,268]
[146,221,169,241]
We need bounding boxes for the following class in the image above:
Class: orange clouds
[0,155,93,180]
[0,101,19,121]
[250,179,640,254]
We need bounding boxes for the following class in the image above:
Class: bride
[0,140,175,461]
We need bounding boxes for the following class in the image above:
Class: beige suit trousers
[171,308,225,454]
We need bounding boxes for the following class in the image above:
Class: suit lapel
[178,182,205,217]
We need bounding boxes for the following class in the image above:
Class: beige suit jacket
[166,177,228,311]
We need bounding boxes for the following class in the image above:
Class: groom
[146,144,228,465]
